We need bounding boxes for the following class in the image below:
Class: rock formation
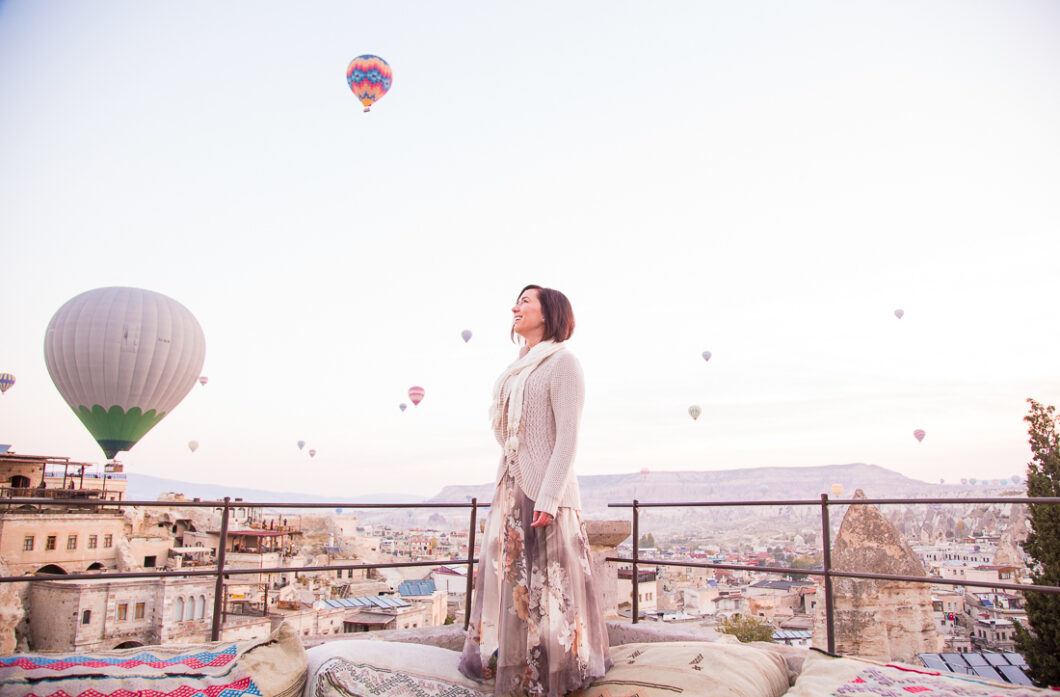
[813,489,939,662]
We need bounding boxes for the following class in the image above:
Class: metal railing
[0,495,487,640]
[608,494,1060,653]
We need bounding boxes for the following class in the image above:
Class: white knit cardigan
[493,350,584,516]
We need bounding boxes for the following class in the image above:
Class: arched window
[196,595,206,619]
[173,597,184,621]
[184,595,196,620]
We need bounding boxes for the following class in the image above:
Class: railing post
[211,496,231,641]
[464,498,478,631]
[820,493,835,654]
[632,499,639,624]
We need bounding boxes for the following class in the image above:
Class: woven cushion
[786,650,1052,697]
[571,641,791,697]
[0,622,306,697]
[305,639,491,697]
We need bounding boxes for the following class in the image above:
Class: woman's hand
[530,510,554,528]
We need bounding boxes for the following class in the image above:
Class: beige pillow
[571,641,790,697]
[0,622,306,697]
[787,650,1052,697]
[304,639,491,697]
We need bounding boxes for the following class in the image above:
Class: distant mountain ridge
[125,473,427,505]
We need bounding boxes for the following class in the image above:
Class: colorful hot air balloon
[701,351,712,362]
[43,287,206,460]
[188,440,199,453]
[198,376,208,387]
[409,386,425,406]
[894,309,905,319]
[688,405,702,421]
[346,55,392,112]
[399,403,407,412]
[830,483,844,498]
[640,468,650,476]
[297,440,306,450]
[0,373,14,394]
[913,429,926,443]
[308,449,317,458]
[461,329,472,343]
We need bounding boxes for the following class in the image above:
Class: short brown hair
[512,284,576,343]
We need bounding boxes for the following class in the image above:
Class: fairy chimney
[813,489,940,661]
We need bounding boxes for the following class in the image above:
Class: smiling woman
[460,285,611,697]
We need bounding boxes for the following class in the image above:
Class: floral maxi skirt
[459,472,612,697]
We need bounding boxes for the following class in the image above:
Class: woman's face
[512,288,545,342]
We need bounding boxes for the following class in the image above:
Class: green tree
[718,614,774,643]
[639,533,656,549]
[1013,399,1060,687]
[788,554,817,581]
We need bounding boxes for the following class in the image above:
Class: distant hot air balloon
[44,287,206,460]
[461,330,472,343]
[0,373,14,394]
[198,376,208,387]
[409,386,425,406]
[701,351,712,362]
[188,440,199,453]
[940,478,945,485]
[960,478,968,485]
[399,403,407,412]
[1011,475,1021,485]
[346,55,392,112]
[830,483,844,498]
[308,449,317,458]
[894,309,904,319]
[913,429,926,443]
[688,405,702,421]
[640,468,650,476]
[297,440,306,450]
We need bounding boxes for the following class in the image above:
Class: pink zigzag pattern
[21,674,260,697]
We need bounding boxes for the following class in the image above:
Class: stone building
[813,489,940,662]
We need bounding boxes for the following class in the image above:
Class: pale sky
[1,1,1058,498]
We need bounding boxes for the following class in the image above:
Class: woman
[459,285,612,697]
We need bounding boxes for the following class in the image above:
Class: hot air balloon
[198,376,208,387]
[913,429,926,443]
[308,449,317,458]
[0,373,14,394]
[894,309,904,319]
[640,468,650,476]
[688,405,702,421]
[830,483,844,498]
[346,55,392,112]
[461,329,472,343]
[399,403,407,412]
[188,440,199,453]
[409,386,425,406]
[297,440,306,450]
[701,351,712,362]
[1011,475,1021,485]
[44,287,206,460]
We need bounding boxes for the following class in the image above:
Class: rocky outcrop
[0,568,24,654]
[814,489,939,662]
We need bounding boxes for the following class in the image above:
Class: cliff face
[814,489,940,662]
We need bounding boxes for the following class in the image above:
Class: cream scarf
[490,340,567,458]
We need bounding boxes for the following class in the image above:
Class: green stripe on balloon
[75,405,167,459]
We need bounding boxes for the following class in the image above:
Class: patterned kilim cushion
[786,651,1054,697]
[0,623,306,697]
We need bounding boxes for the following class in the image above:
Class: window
[184,596,195,621]
[103,534,113,548]
[117,604,128,620]
[46,536,56,551]
[23,536,34,551]
[67,535,78,550]
[174,597,184,621]
[88,535,98,549]
[144,555,156,568]
[82,610,91,624]
[135,602,145,619]
[196,595,206,619]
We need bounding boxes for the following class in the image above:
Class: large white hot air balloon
[688,405,702,421]
[44,287,206,460]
